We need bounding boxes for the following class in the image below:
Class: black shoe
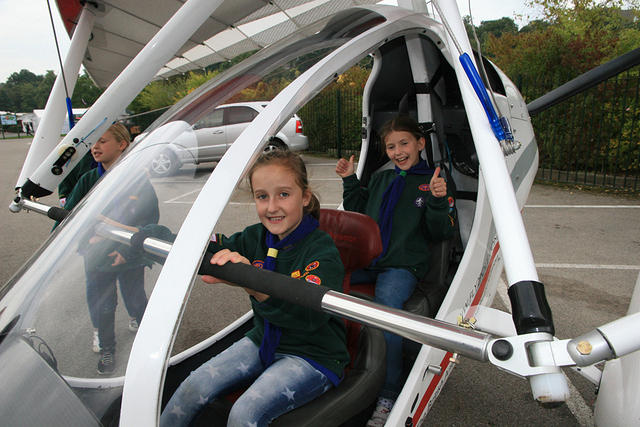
[97,351,115,375]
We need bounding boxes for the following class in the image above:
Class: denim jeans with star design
[160,336,332,427]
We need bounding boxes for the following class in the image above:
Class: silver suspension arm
[97,219,640,374]
[25,197,639,378]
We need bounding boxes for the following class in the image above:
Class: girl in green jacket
[336,115,456,427]
[161,150,349,427]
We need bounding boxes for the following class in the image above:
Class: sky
[0,0,540,84]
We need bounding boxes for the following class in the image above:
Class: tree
[463,16,518,47]
[6,69,40,86]
[519,19,552,33]
[483,0,640,85]
[0,69,43,112]
[71,72,104,107]
[35,71,56,108]
[477,18,519,44]
[0,69,103,112]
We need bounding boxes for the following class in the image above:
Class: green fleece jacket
[64,168,160,273]
[58,151,95,200]
[342,171,455,278]
[208,223,350,377]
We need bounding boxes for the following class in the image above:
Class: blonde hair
[248,150,320,220]
[106,122,131,146]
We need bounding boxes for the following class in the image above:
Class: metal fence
[298,88,362,159]
[520,65,640,192]
[126,65,639,193]
[297,69,639,192]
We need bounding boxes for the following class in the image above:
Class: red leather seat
[274,209,386,426]
[318,208,381,296]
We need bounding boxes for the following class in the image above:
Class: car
[145,101,309,176]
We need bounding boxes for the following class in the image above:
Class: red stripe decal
[412,352,453,425]
[465,242,500,319]
[411,241,501,423]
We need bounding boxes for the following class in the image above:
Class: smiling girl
[336,115,455,426]
[161,150,349,427]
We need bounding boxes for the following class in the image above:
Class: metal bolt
[492,339,513,361]
[427,364,443,376]
[576,341,593,355]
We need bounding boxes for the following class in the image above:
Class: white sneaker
[92,330,101,353]
[366,397,395,427]
[128,318,139,332]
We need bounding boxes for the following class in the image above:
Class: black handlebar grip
[198,252,331,312]
[47,206,69,222]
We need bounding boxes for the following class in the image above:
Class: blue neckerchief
[263,214,319,270]
[375,159,433,264]
[259,214,318,368]
[97,162,106,177]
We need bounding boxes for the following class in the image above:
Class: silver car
[148,101,309,176]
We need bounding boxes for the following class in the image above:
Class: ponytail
[305,193,321,220]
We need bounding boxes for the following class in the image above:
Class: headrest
[319,209,382,272]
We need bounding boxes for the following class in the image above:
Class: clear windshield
[0,7,388,424]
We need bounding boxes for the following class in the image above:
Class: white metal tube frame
[15,4,96,189]
[433,0,569,404]
[23,199,640,414]
[16,0,226,199]
[72,215,640,370]
[120,9,448,426]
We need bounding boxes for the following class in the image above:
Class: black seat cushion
[273,325,385,426]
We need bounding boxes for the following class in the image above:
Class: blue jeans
[351,268,417,399]
[160,336,333,427]
[85,267,148,352]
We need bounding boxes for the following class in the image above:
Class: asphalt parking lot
[2,137,639,425]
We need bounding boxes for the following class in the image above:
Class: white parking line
[536,263,640,270]
[525,205,640,208]
[164,189,201,204]
[153,180,207,184]
[165,198,342,208]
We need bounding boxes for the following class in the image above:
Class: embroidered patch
[414,196,425,208]
[448,196,455,208]
[305,261,320,271]
[418,183,430,192]
[291,270,301,279]
[305,274,322,285]
[252,260,264,269]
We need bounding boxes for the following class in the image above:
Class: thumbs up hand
[429,166,447,198]
[336,155,355,178]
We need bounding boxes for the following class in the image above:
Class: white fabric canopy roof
[59,0,382,88]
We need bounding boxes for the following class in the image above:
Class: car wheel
[263,138,288,153]
[150,150,180,177]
